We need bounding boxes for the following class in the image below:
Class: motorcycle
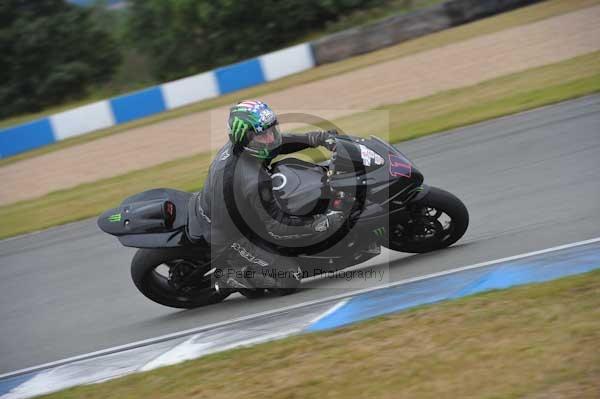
[98,135,468,308]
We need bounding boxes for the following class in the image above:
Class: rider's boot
[213,263,303,296]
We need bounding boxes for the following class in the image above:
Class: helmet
[228,100,282,160]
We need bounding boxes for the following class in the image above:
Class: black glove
[306,130,338,151]
[311,211,345,233]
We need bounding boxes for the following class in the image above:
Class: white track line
[2,235,599,380]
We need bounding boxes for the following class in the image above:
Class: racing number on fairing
[388,153,412,178]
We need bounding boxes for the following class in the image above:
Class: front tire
[386,186,469,253]
[131,248,229,309]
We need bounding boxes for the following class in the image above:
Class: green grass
[334,51,600,143]
[1,51,599,240]
[1,0,598,167]
[40,270,600,399]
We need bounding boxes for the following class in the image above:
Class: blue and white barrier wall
[0,43,315,159]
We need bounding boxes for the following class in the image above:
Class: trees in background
[126,0,378,81]
[0,0,121,118]
[1,0,379,119]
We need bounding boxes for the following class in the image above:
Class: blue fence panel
[215,58,265,95]
[0,119,55,158]
[109,87,166,125]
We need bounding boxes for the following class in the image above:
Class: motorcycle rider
[188,100,344,295]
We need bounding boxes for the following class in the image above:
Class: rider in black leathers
[187,100,342,294]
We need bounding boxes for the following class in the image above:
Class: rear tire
[131,248,229,309]
[386,186,468,253]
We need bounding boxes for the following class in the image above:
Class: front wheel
[385,186,469,253]
[131,248,229,309]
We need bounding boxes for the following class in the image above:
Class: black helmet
[228,100,282,160]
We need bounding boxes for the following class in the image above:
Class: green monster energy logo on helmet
[230,116,250,144]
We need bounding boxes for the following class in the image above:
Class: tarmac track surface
[1,95,599,374]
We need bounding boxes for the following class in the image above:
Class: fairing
[97,188,192,248]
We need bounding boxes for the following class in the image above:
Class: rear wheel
[131,248,229,309]
[386,186,468,253]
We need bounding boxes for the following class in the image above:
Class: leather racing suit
[188,132,338,290]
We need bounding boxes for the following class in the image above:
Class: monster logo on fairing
[108,213,122,223]
[373,227,386,237]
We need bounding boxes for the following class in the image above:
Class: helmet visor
[246,124,282,154]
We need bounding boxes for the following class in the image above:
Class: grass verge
[1,0,598,167]
[41,269,600,399]
[1,51,599,240]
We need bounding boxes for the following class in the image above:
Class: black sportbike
[98,135,468,308]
